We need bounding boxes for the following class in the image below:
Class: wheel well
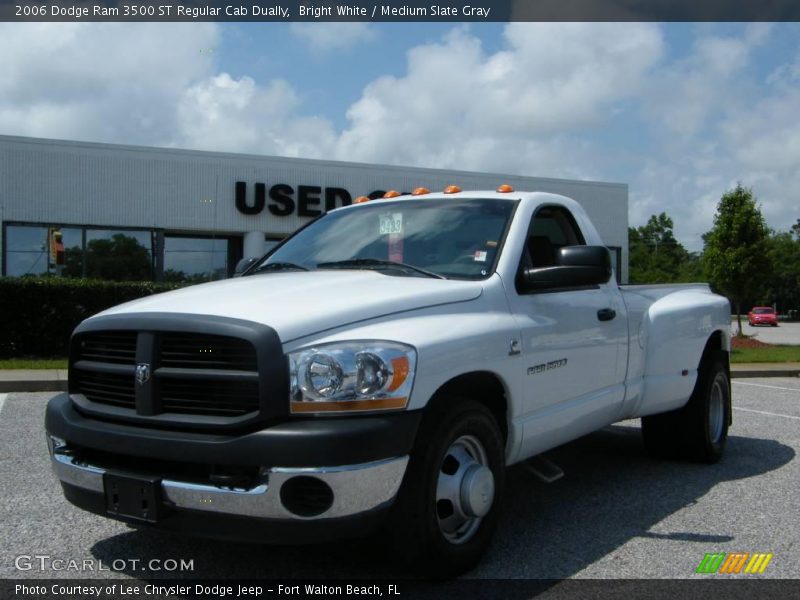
[700,329,732,426]
[429,372,509,441]
[700,330,729,366]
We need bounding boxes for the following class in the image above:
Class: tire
[642,351,730,463]
[387,399,505,578]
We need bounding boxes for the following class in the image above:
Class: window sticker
[474,250,488,262]
[379,213,403,235]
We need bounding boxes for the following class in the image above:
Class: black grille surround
[68,313,288,432]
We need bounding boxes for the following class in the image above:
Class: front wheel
[388,399,505,577]
[642,351,730,463]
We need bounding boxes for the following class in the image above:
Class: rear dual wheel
[642,351,730,463]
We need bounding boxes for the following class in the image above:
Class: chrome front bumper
[48,436,408,521]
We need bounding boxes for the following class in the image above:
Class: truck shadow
[90,424,794,580]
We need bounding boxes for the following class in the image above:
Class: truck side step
[523,455,564,483]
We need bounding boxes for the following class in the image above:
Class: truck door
[506,205,628,458]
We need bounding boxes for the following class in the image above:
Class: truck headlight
[289,342,416,414]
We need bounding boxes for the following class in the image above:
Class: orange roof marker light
[354,196,371,204]
[383,190,402,199]
[443,185,462,194]
[412,187,430,196]
[497,184,514,193]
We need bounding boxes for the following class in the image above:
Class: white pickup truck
[46,188,731,576]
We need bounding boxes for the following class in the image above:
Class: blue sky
[1,22,799,251]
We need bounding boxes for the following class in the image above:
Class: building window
[3,223,153,281]
[163,236,230,283]
[80,230,153,281]
[4,225,81,277]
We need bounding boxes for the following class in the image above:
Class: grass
[0,358,68,369]
[731,346,800,364]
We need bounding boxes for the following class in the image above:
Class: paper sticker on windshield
[474,251,488,262]
[379,213,403,235]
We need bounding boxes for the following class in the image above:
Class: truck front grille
[71,330,261,422]
[161,379,260,416]
[76,331,137,365]
[73,370,136,409]
[161,333,257,370]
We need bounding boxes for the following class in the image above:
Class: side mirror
[520,245,611,292]
[233,256,259,277]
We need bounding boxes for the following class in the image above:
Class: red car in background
[748,306,779,327]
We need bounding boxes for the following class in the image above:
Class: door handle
[597,308,616,322]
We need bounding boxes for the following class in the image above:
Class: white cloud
[641,24,771,143]
[334,23,664,174]
[0,23,218,145]
[289,23,377,53]
[174,73,337,157]
[628,23,800,249]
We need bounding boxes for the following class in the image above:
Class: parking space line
[0,394,6,417]
[733,406,800,421]
[733,381,800,393]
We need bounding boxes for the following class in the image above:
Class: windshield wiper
[316,258,446,279]
[250,261,309,274]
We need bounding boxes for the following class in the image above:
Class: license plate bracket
[104,472,162,523]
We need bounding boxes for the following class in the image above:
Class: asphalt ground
[0,381,797,582]
[736,320,800,345]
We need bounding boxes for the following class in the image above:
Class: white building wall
[0,135,629,281]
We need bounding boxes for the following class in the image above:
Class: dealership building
[0,135,629,283]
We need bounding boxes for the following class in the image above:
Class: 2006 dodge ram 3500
[46,189,731,575]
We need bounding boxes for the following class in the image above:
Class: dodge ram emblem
[135,363,151,385]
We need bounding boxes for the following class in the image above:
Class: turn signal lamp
[383,190,402,198]
[412,187,430,196]
[354,196,371,204]
[443,185,461,194]
[497,184,514,193]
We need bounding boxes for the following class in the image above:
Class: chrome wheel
[435,434,495,544]
[708,374,726,444]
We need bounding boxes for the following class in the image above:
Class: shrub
[0,277,185,358]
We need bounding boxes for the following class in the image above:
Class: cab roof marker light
[383,190,402,198]
[354,196,371,204]
[497,184,514,193]
[443,185,461,194]
[412,187,430,196]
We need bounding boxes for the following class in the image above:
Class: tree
[703,184,771,335]
[628,212,690,283]
[763,231,800,314]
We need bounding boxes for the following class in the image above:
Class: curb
[731,369,800,379]
[0,380,67,393]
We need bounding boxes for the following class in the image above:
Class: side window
[520,206,585,271]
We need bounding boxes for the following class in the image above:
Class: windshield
[250,198,516,280]
[753,308,775,314]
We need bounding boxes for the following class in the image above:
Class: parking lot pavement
[738,320,800,345]
[0,383,797,581]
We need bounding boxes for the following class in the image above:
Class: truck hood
[93,271,483,342]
